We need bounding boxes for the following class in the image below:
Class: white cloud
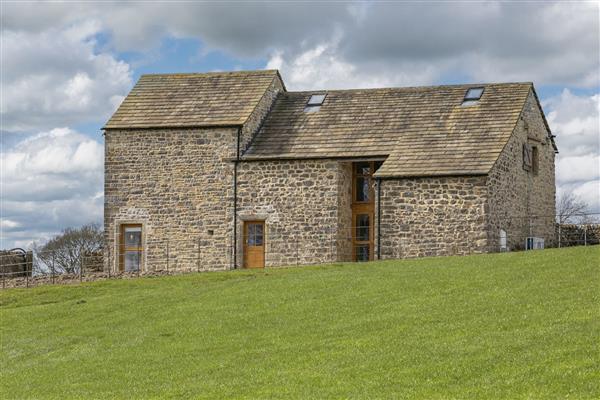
[266,40,439,91]
[0,219,21,229]
[545,90,600,157]
[1,21,132,132]
[556,154,600,184]
[2,2,598,89]
[0,128,104,248]
[572,180,600,214]
[546,90,600,213]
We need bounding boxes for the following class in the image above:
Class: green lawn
[1,247,599,399]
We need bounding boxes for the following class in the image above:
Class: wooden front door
[119,224,143,272]
[351,162,381,262]
[243,221,265,268]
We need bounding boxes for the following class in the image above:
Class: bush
[35,223,104,274]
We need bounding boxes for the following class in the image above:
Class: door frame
[119,223,144,272]
[243,220,265,268]
[351,161,377,261]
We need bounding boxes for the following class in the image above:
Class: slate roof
[104,70,280,129]
[243,82,539,178]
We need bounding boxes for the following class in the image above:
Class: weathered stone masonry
[378,176,488,259]
[236,159,345,266]
[378,90,555,257]
[104,71,557,271]
[104,127,237,272]
[104,73,286,272]
[486,91,556,250]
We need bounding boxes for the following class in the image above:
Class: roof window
[307,94,326,105]
[304,94,326,112]
[462,87,484,106]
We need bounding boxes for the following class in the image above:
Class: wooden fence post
[51,252,55,284]
[197,237,201,273]
[166,241,169,272]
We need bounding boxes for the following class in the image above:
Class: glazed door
[243,221,265,268]
[352,162,379,261]
[119,224,143,272]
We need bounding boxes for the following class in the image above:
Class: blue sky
[1,1,599,248]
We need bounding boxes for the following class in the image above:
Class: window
[246,223,264,246]
[462,87,484,106]
[523,143,533,171]
[464,87,484,100]
[304,93,326,113]
[354,162,372,202]
[356,214,370,241]
[351,161,378,262]
[355,245,370,262]
[531,146,539,175]
[120,224,142,272]
[307,94,326,105]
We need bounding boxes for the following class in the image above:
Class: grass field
[1,246,599,399]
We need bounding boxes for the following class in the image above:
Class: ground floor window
[119,224,143,272]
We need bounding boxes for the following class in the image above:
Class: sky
[1,1,599,249]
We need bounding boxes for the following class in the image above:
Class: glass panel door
[354,213,372,262]
[120,225,142,272]
[244,221,265,268]
[351,161,380,262]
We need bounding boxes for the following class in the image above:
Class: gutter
[233,126,241,269]
[376,178,382,260]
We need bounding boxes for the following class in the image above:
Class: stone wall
[378,176,488,259]
[0,250,32,277]
[104,127,238,272]
[337,162,353,261]
[236,159,342,267]
[105,86,556,269]
[83,251,104,272]
[557,224,600,247]
[486,90,556,251]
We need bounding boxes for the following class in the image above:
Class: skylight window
[462,87,484,106]
[304,94,326,112]
[307,94,326,106]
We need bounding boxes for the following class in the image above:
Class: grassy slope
[1,247,599,399]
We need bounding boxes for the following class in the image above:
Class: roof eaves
[374,171,489,179]
[102,122,244,131]
[530,84,558,153]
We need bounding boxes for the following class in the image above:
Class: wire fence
[2,213,598,289]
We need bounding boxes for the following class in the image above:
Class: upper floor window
[355,179,370,203]
[531,146,539,175]
[523,143,539,175]
[462,87,484,106]
[304,94,326,113]
[353,161,382,203]
[307,94,326,105]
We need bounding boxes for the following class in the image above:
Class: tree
[556,192,590,224]
[35,223,104,274]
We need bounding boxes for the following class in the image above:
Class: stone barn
[103,69,556,272]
